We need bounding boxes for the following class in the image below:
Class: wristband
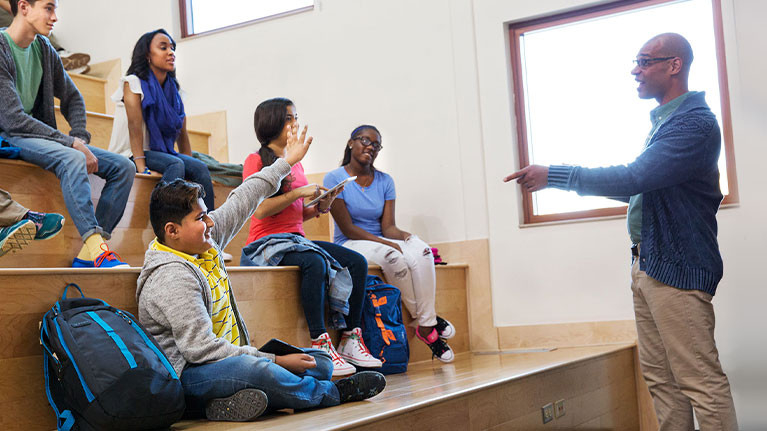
[133,155,146,160]
[317,205,331,214]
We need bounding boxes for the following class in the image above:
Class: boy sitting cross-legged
[137,124,385,422]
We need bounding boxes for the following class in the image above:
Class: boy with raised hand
[137,124,386,422]
[0,0,134,267]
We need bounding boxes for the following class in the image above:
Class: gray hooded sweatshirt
[136,158,291,376]
[0,31,90,146]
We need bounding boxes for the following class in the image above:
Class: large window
[509,0,737,224]
[180,0,314,37]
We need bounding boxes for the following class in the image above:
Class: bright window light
[518,0,727,216]
[188,0,313,35]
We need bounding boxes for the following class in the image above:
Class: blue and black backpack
[360,275,409,374]
[40,284,185,431]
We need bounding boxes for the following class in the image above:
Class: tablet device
[304,176,357,207]
[259,338,304,356]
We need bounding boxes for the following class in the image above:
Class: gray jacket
[0,31,90,146]
[136,159,291,376]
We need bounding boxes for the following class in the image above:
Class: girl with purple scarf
[108,29,215,210]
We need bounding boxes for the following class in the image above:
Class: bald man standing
[505,33,737,430]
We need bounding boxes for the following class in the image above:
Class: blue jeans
[4,134,134,241]
[278,241,367,338]
[180,349,339,417]
[144,150,215,210]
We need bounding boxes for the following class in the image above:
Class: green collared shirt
[627,91,697,244]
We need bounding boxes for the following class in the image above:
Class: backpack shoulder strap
[41,309,75,431]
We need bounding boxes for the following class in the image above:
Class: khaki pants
[0,188,28,226]
[631,258,738,430]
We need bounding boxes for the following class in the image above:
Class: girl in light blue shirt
[324,125,456,363]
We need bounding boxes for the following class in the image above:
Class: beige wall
[55,0,766,427]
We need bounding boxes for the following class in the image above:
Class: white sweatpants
[343,235,437,327]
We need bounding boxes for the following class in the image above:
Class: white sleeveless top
[107,74,187,158]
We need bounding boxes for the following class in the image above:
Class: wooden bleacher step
[0,264,469,431]
[59,72,109,114]
[171,345,639,430]
[0,159,332,268]
[54,106,213,155]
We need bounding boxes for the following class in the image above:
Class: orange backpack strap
[370,293,395,346]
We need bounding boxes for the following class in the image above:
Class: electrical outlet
[555,399,565,418]
[542,403,554,424]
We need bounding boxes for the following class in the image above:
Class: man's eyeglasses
[633,56,676,68]
[353,136,383,151]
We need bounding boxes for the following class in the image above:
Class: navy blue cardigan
[547,92,723,295]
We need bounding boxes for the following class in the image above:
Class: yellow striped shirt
[150,239,240,344]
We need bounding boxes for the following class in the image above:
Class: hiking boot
[416,327,455,363]
[0,220,36,257]
[24,210,64,240]
[205,388,268,422]
[434,315,456,340]
[311,332,356,377]
[337,328,383,368]
[334,371,386,403]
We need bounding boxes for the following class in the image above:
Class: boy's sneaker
[416,327,455,363]
[434,316,456,340]
[311,332,356,377]
[337,327,383,368]
[334,371,386,403]
[72,246,130,268]
[24,210,65,240]
[205,388,268,422]
[0,220,36,257]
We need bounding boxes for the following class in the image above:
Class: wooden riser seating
[54,107,213,156]
[55,63,228,161]
[0,159,331,268]
[171,345,639,430]
[56,72,108,114]
[0,264,470,431]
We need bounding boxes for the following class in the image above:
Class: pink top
[243,153,308,243]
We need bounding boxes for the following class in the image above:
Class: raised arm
[210,124,312,247]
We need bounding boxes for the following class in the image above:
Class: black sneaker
[434,316,456,339]
[205,388,268,422]
[334,371,386,403]
[416,327,455,363]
